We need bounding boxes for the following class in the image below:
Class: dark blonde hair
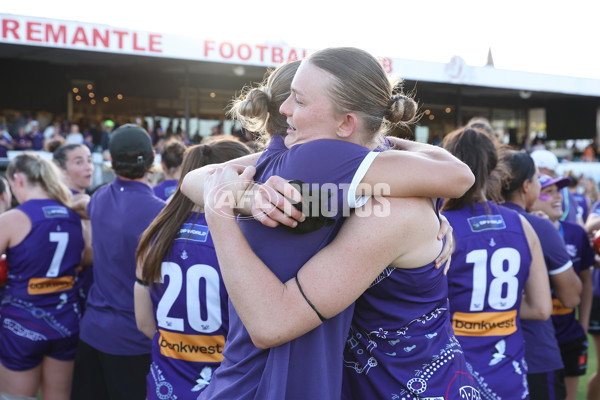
[137,138,252,287]
[228,60,301,146]
[7,152,71,206]
[307,47,418,139]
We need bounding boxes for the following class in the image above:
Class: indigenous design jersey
[147,213,227,399]
[502,202,570,374]
[552,221,594,344]
[342,201,478,400]
[443,202,531,399]
[199,136,379,400]
[153,179,178,201]
[2,199,84,340]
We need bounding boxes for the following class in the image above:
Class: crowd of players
[0,47,599,400]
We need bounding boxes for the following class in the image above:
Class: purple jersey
[153,179,178,201]
[80,177,166,355]
[2,199,84,340]
[343,202,477,399]
[443,202,532,399]
[552,221,594,344]
[199,136,377,400]
[560,188,581,224]
[502,202,570,374]
[147,213,228,399]
[571,192,589,222]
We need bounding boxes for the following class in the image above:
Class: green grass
[578,334,598,400]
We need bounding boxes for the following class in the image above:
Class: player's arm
[180,152,261,206]
[204,165,433,349]
[80,219,93,267]
[550,262,582,309]
[0,209,31,252]
[585,213,600,235]
[134,255,156,340]
[367,136,474,198]
[519,215,552,320]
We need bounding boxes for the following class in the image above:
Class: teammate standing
[0,153,85,399]
[135,139,251,399]
[442,127,552,399]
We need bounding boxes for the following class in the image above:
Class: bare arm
[578,268,593,332]
[80,219,93,267]
[134,283,156,340]
[204,165,439,349]
[550,266,582,309]
[133,260,156,340]
[372,137,475,198]
[519,215,553,320]
[180,152,261,205]
[585,213,600,235]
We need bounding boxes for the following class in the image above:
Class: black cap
[109,124,153,164]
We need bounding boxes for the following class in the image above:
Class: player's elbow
[180,171,193,197]
[248,329,286,350]
[453,164,475,198]
[535,300,552,321]
[559,293,581,309]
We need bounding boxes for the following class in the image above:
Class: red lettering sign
[26,21,42,42]
[2,19,19,39]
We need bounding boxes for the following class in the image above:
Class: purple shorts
[0,329,78,370]
[0,303,79,370]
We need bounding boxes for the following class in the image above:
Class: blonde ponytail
[7,152,71,207]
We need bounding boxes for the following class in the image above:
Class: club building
[2,12,600,151]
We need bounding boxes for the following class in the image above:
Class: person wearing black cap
[71,124,166,400]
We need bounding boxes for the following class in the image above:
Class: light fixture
[91,99,96,105]
[210,92,216,98]
[73,88,79,93]
[233,66,246,76]
[429,115,435,120]
[87,84,93,90]
[117,94,124,100]
[75,95,81,101]
[445,107,451,113]
[519,90,532,99]
[424,109,431,115]
[89,92,95,98]
[103,97,109,102]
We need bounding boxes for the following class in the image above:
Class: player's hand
[249,176,305,228]
[204,165,255,218]
[435,214,454,275]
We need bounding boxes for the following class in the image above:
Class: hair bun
[385,94,417,124]
[237,88,271,120]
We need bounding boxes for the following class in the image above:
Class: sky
[4,0,600,80]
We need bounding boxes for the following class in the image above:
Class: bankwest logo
[452,310,517,336]
[552,298,574,316]
[28,276,74,295]
[158,329,225,362]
